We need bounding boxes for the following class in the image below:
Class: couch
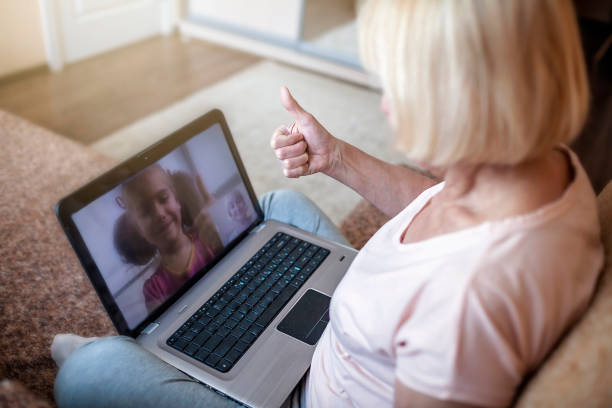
[1,109,611,407]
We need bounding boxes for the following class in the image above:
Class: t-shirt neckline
[392,146,580,254]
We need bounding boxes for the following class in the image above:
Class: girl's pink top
[143,232,215,310]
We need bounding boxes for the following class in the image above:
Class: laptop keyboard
[166,232,330,373]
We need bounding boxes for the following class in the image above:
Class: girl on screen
[118,164,217,312]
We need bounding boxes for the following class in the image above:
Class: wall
[187,0,303,42]
[0,0,46,78]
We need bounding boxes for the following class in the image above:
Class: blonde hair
[358,0,589,166]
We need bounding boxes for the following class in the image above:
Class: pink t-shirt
[143,232,215,310]
[307,149,603,407]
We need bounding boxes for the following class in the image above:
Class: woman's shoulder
[473,147,598,233]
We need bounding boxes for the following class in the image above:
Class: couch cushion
[0,111,117,404]
[515,180,612,407]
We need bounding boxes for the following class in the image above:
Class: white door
[41,0,176,69]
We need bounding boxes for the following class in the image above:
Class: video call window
[72,124,257,329]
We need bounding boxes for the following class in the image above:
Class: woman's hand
[271,86,341,178]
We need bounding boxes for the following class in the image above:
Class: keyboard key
[205,354,222,367]
[193,331,211,347]
[295,255,310,268]
[216,359,232,373]
[225,349,242,364]
[197,316,212,326]
[237,320,251,331]
[256,290,293,327]
[248,324,264,336]
[195,349,210,362]
[203,335,223,352]
[246,310,260,322]
[230,310,245,322]
[184,343,199,356]
[254,287,268,298]
[234,341,248,353]
[214,336,239,357]
[314,249,329,262]
[241,332,256,344]
[231,327,246,339]
[216,326,230,337]
[285,284,299,298]
[172,338,189,351]
[225,319,238,329]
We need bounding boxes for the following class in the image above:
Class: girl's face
[123,167,183,252]
[228,193,248,222]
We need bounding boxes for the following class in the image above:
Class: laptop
[56,109,357,407]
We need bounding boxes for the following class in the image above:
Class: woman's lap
[55,190,346,408]
[258,190,350,246]
[55,336,242,408]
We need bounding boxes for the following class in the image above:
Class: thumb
[280,86,307,121]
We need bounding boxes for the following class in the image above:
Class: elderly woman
[53,0,603,407]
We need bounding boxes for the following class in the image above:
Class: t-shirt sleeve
[143,274,167,312]
[393,278,528,407]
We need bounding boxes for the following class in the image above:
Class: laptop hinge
[251,223,265,234]
[141,322,160,335]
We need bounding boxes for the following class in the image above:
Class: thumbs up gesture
[271,86,340,178]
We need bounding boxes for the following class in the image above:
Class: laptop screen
[70,122,259,330]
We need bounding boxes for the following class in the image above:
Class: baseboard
[0,64,50,86]
[178,20,380,90]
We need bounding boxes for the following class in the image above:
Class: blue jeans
[55,190,349,408]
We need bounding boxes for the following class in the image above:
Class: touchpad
[277,289,331,345]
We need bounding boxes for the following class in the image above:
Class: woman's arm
[327,139,437,217]
[271,87,436,218]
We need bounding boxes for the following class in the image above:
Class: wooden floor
[0,35,259,145]
[0,1,355,146]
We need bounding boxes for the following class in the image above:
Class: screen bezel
[56,109,264,337]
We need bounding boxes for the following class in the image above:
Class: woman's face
[123,167,183,252]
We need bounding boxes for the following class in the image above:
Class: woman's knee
[54,336,138,407]
[259,189,312,217]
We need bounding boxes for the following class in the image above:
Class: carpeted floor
[92,60,407,225]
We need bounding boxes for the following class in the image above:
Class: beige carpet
[92,60,406,224]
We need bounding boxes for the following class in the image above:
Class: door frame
[38,0,179,72]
